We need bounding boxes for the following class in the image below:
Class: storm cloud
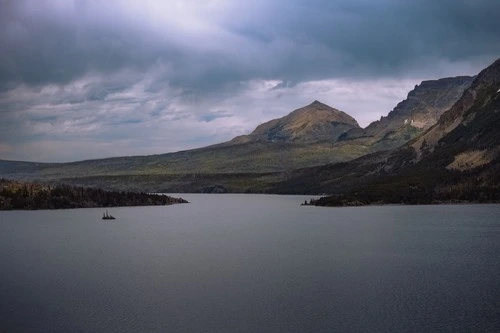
[1,0,499,161]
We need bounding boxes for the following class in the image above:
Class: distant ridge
[0,74,480,193]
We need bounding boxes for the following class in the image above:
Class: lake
[0,194,499,333]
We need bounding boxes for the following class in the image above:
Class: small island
[0,179,188,210]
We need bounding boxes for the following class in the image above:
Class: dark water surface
[1,194,499,333]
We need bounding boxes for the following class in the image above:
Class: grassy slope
[0,139,372,178]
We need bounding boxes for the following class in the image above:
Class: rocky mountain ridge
[371,76,473,131]
[412,59,500,160]
[276,58,500,204]
[341,76,474,144]
[0,72,482,192]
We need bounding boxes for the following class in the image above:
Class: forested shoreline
[0,179,188,210]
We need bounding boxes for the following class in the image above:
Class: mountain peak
[309,100,324,106]
[242,101,360,143]
[305,100,335,109]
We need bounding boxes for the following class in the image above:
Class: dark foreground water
[0,194,499,333]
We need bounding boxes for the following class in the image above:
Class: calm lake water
[0,194,499,333]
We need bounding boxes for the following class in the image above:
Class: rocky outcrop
[342,76,474,143]
[412,58,500,158]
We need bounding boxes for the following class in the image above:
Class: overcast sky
[1,0,499,162]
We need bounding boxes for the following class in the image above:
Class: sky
[1,0,499,162]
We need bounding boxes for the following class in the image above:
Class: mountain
[0,101,369,181]
[411,61,500,161]
[341,76,474,150]
[366,76,473,133]
[229,100,359,144]
[276,58,500,204]
[0,75,478,193]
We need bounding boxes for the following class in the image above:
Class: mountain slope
[412,60,500,160]
[341,76,474,150]
[275,59,500,204]
[0,76,477,191]
[366,76,473,134]
[0,102,369,180]
[230,100,359,144]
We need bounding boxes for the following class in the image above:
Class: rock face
[412,58,500,159]
[232,100,360,144]
[273,58,500,204]
[370,76,474,132]
[342,76,474,143]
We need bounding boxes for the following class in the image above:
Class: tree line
[0,179,188,210]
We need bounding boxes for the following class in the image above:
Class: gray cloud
[0,0,499,161]
[2,0,499,89]
[199,110,233,123]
